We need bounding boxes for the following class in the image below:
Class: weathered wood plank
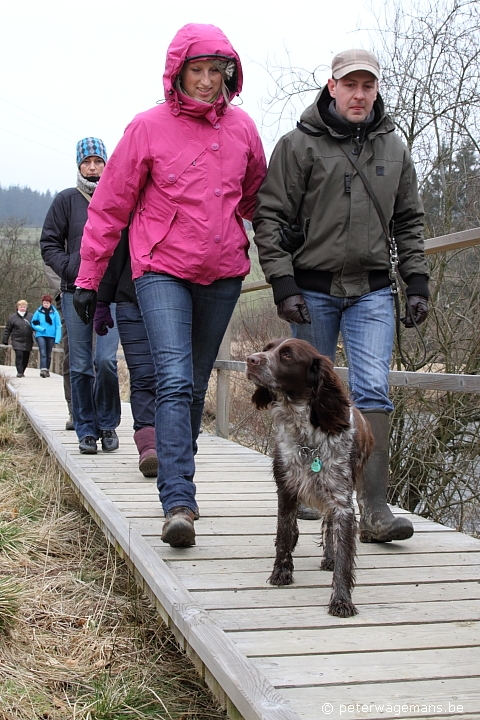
[191,581,480,609]
[210,599,480,631]
[230,620,480,656]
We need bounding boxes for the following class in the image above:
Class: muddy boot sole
[139,453,158,478]
[161,516,195,547]
[359,518,414,543]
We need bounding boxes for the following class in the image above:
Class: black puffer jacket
[40,188,90,293]
[2,312,34,351]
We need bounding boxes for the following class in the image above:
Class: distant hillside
[0,185,55,227]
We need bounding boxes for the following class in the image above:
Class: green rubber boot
[357,411,414,543]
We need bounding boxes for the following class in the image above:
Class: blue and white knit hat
[76,137,107,167]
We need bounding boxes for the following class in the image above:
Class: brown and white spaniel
[246,338,373,617]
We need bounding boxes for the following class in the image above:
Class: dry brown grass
[0,377,226,720]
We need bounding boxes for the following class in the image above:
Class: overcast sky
[2,0,381,194]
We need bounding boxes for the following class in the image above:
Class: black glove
[73,288,98,325]
[401,295,429,327]
[277,294,311,324]
[279,224,305,254]
[32,319,40,326]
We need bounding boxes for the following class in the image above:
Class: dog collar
[296,444,323,473]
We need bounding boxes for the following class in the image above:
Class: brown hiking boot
[161,507,195,547]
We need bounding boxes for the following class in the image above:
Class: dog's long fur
[246,338,373,617]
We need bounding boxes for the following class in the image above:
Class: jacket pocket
[134,204,178,259]
[159,142,205,188]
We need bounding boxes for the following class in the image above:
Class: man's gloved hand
[32,319,40,326]
[73,288,97,325]
[93,301,114,336]
[401,295,429,327]
[277,294,311,324]
[279,224,305,253]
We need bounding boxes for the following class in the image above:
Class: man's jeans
[36,335,55,370]
[62,292,121,440]
[135,273,242,514]
[116,302,155,431]
[292,287,394,413]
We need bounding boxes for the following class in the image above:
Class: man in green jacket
[253,49,429,542]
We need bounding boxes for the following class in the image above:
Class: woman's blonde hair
[16,299,28,308]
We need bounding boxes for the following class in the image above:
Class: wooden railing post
[215,320,232,438]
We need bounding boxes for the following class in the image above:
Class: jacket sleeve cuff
[75,260,102,291]
[405,274,429,299]
[270,276,303,305]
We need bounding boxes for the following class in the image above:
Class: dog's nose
[247,354,261,367]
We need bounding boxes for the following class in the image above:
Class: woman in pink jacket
[74,23,266,547]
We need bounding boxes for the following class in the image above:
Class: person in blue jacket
[31,294,62,377]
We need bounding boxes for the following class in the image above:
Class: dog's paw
[268,567,294,586]
[328,598,358,618]
[320,557,335,571]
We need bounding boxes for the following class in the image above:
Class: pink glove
[93,301,114,336]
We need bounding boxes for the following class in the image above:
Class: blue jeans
[292,287,394,413]
[36,336,55,370]
[62,292,121,440]
[135,273,242,514]
[116,302,155,431]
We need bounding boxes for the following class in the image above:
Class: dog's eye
[280,350,292,360]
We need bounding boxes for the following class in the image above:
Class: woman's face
[17,304,27,313]
[181,60,222,103]
[42,301,51,309]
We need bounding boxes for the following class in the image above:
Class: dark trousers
[116,302,155,431]
[56,297,71,412]
[14,350,30,374]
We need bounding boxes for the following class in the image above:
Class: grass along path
[0,377,226,720]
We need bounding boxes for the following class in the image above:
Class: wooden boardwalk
[3,364,480,720]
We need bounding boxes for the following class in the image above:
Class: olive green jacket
[253,87,428,303]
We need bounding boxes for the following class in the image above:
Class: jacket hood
[163,24,242,111]
[299,84,394,137]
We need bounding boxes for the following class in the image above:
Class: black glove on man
[401,295,429,327]
[73,288,98,325]
[277,294,311,324]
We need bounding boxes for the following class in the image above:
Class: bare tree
[0,218,46,324]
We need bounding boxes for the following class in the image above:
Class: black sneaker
[79,436,97,454]
[101,429,119,452]
[65,414,75,431]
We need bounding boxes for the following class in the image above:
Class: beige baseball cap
[331,49,380,80]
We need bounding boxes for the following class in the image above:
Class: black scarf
[42,306,53,325]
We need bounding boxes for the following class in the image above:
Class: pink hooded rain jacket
[76,23,267,290]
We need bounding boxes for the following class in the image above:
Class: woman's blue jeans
[36,335,55,370]
[292,287,395,413]
[135,273,242,514]
[62,292,121,440]
[116,302,155,431]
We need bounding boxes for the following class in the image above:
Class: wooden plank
[230,620,480,656]
[191,581,480,609]
[255,646,480,686]
[164,552,480,574]
[282,677,480,720]
[210,599,480,631]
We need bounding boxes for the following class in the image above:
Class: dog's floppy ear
[308,355,350,433]
[252,386,274,410]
